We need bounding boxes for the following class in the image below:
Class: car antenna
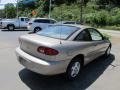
[60,5,62,44]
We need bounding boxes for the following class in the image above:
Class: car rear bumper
[16,47,70,75]
[27,26,33,31]
[0,25,6,29]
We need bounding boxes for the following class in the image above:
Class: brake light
[37,46,59,56]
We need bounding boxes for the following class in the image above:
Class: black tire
[66,58,83,80]
[104,46,111,57]
[7,25,15,31]
[34,27,41,33]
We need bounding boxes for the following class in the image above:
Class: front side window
[41,19,50,23]
[21,18,24,21]
[89,29,103,41]
[34,19,41,23]
[37,25,79,39]
[34,19,50,23]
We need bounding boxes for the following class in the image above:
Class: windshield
[37,25,79,39]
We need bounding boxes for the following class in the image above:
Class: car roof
[71,24,92,29]
[55,21,76,24]
[52,24,92,29]
[19,17,28,18]
[58,21,76,23]
[31,18,56,21]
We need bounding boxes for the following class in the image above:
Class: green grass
[102,33,112,40]
[84,24,120,31]
[100,26,120,31]
[95,25,120,31]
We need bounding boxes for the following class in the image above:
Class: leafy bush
[16,0,120,28]
[84,10,109,26]
[102,33,111,40]
[51,4,80,21]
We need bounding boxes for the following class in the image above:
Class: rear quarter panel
[55,40,110,65]
[55,41,94,64]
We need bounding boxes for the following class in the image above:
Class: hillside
[1,0,119,29]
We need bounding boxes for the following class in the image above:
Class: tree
[96,0,120,6]
[0,9,6,18]
[18,0,37,9]
[4,3,16,18]
[110,0,120,6]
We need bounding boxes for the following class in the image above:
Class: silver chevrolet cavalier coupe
[16,25,111,80]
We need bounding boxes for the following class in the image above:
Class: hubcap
[71,62,80,77]
[9,26,13,30]
[35,28,40,32]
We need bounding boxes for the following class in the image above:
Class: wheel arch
[66,54,85,80]
[71,54,84,66]
[34,26,42,30]
[7,24,15,28]
[7,24,15,26]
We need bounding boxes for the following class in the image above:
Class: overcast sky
[0,0,16,4]
[0,0,16,9]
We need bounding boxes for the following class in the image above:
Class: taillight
[37,46,59,56]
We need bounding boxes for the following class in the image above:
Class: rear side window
[88,29,103,41]
[34,19,50,23]
[74,30,91,41]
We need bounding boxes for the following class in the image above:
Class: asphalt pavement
[0,29,120,90]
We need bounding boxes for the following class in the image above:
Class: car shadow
[1,29,29,31]
[19,54,115,90]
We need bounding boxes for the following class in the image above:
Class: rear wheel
[7,25,15,31]
[66,58,83,80]
[34,27,41,33]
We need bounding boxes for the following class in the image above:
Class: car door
[88,28,107,58]
[74,29,97,63]
[40,19,50,29]
[47,19,56,27]
[20,18,29,28]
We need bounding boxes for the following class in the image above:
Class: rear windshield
[37,25,79,39]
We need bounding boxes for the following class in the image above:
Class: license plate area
[19,57,33,68]
[19,57,26,64]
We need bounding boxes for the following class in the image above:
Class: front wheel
[66,58,82,80]
[104,46,111,57]
[34,27,41,33]
[7,25,15,31]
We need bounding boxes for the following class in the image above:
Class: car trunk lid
[19,34,60,61]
